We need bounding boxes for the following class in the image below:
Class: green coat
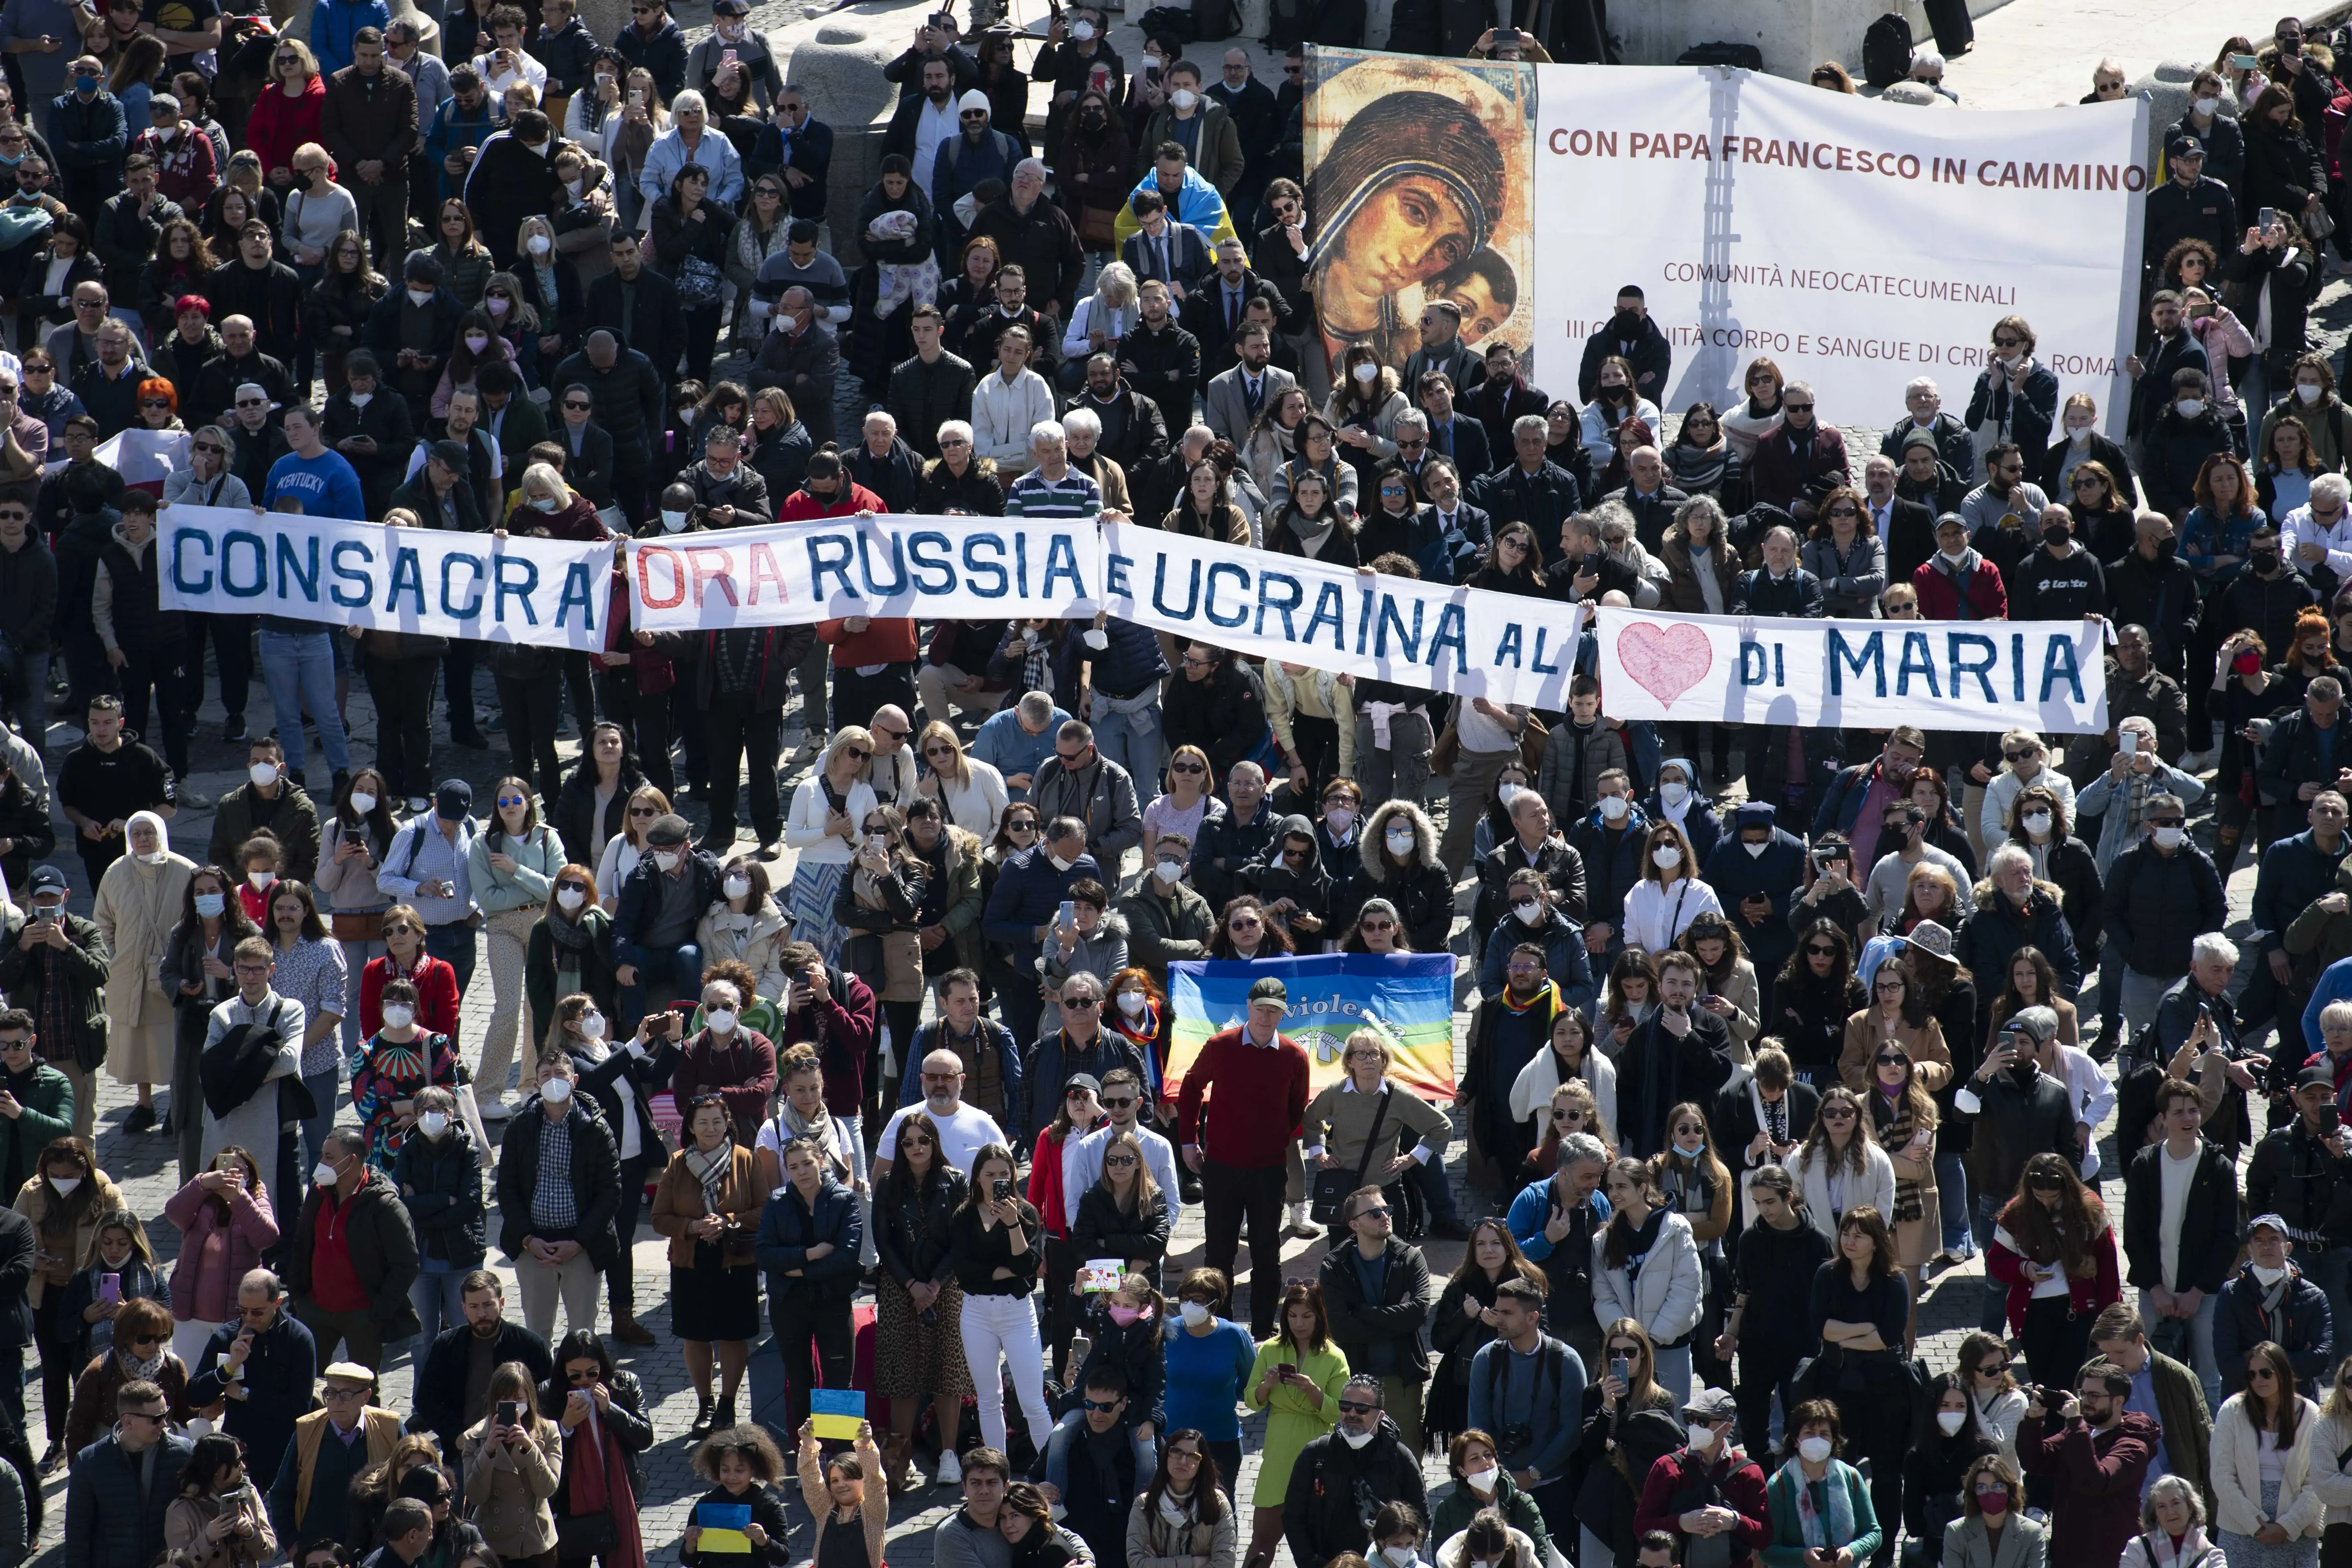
[1762,1461,1881,1568]
[1243,1338,1351,1509]
[932,824,984,974]
[0,1063,73,1197]
[526,907,617,1049]
[0,913,112,1072]
[491,391,549,473]
[1429,1471,1552,1565]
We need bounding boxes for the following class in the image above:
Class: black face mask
[1610,310,1643,338]
[2043,525,2071,549]
[1080,108,1104,126]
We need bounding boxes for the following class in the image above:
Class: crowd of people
[0,1,2348,1568]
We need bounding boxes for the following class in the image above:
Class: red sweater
[1176,1026,1309,1169]
[309,1192,368,1312]
[358,954,463,1040]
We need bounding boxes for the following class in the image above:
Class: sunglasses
[1874,1053,1906,1066]
[1169,761,1205,774]
[843,747,871,761]
[1065,996,1100,1009]
[2148,817,2186,829]
[1100,1095,1136,1108]
[1353,1205,1390,1221]
[628,806,657,817]
[563,400,591,411]
[1229,917,1261,930]
[1783,402,1815,412]
[1803,944,1837,956]
[1082,1398,1122,1411]
[924,744,956,757]
[1551,1108,1583,1122]
[1104,1154,1138,1167]
[902,1135,935,1148]
[496,796,527,808]
[140,398,171,409]
[192,442,224,454]
[1335,1400,1377,1415]
[1361,919,1394,931]
[1993,336,2022,348]
[1819,1108,1855,1121]
[1007,820,1038,833]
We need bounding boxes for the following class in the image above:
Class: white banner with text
[1533,64,2146,423]
[628,514,1101,632]
[1594,605,2109,733]
[157,505,614,652]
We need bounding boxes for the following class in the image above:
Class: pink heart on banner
[1619,621,1714,709]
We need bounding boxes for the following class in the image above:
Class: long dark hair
[182,862,262,940]
[1275,1280,1330,1356]
[1778,918,1854,998]
[1915,1369,1990,1449]
[1140,1429,1228,1525]
[1601,1157,1662,1267]
[883,1108,953,1207]
[1446,1216,1548,1295]
[1999,1151,2108,1280]
[34,1137,96,1234]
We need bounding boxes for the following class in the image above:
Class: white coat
[2212,1393,2326,1539]
[1589,1207,1704,1343]
[1792,1139,1899,1243]
[1508,1047,1619,1154]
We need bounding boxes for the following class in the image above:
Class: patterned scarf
[685,1142,732,1217]
[118,1344,166,1381]
[1870,1087,1926,1224]
[1781,1459,1855,1550]
[1500,979,1557,1017]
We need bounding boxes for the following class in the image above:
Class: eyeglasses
[902,1134,935,1148]
[843,748,870,761]
[1335,1399,1378,1414]
[1992,336,2022,348]
[192,442,224,454]
[236,397,266,408]
[322,1386,369,1402]
[1167,1448,1202,1463]
[1353,1205,1390,1221]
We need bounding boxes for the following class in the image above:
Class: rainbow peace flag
[1163,953,1457,1102]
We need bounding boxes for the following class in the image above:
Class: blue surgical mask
[530,495,560,512]
[194,893,225,918]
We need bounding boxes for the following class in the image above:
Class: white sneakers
[937,1449,962,1486]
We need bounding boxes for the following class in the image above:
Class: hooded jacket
[1240,812,1331,935]
[1342,800,1453,952]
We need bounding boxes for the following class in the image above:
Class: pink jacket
[164,1178,281,1323]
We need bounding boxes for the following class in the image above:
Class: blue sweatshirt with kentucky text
[262,449,367,522]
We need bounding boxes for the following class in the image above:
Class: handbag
[1429,720,1461,779]
[556,1515,619,1558]
[1078,205,1117,249]
[676,253,725,308]
[1308,1086,1391,1225]
[331,911,385,943]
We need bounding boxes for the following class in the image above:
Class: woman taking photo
[162,1146,275,1365]
[1025,1076,1104,1366]
[785,728,880,967]
[1763,1400,1885,1568]
[653,1091,765,1435]
[1599,947,1659,1056]
[1429,1223,1551,1444]
[1790,1086,1898,1240]
[541,1328,655,1565]
[1571,1318,1683,1568]
[1985,1151,2119,1392]
[951,1141,1053,1461]
[1679,914,1758,1046]
[349,976,463,1170]
[315,772,397,1056]
[1243,1282,1351,1568]
[93,810,193,1144]
[873,1109,971,1490]
[162,1432,274,1568]
[2065,460,2140,565]
[1592,1157,1704,1400]
[837,802,929,1055]
[469,779,566,1111]
[2211,1340,2323,1568]
[1941,1455,2041,1568]
[461,1360,563,1567]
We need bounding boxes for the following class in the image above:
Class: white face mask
[464,333,489,353]
[1338,1425,1376,1449]
[661,509,690,532]
[2302,381,2325,404]
[1170,87,1198,110]
[1651,845,1683,871]
[407,287,434,307]
[48,1175,79,1196]
[1940,547,1970,567]
[1069,18,1094,38]
[1497,782,1524,806]
[723,874,751,900]
[1514,900,1544,925]
[1386,828,1415,854]
[1465,1465,1499,1494]
[1599,795,1629,822]
[652,850,681,872]
[2066,422,2092,444]
[556,886,587,912]
[1353,361,1379,385]
[578,1011,606,1038]
[2195,96,2220,115]
[419,1111,450,1139]
[527,233,551,256]
[1326,807,1356,835]
[249,761,279,788]
[1935,1410,1968,1435]
[310,1161,340,1187]
[1744,839,1768,858]
[248,870,275,892]
[1116,990,1147,1018]
[539,1076,573,1104]
[1690,1421,1721,1451]
[2254,1262,2289,1286]
[1047,853,1074,872]
[706,1008,738,1035]
[2153,825,2186,850]
[2176,398,2206,419]
[1383,1549,1417,1568]
[381,1004,415,1029]
[1178,1300,1210,1328]
[1797,1436,1834,1464]
[347,390,372,408]
[2022,812,2052,838]
[1660,782,1689,807]
[1155,859,1184,885]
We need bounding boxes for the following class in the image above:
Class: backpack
[1191,0,1241,43]
[1861,11,1913,88]
[1137,4,1196,42]
[1677,42,1763,70]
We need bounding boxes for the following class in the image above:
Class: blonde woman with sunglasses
[914,722,1008,843]
[784,727,880,966]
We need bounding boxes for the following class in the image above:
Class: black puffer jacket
[549,345,664,478]
[548,756,647,869]
[391,1119,487,1268]
[1070,1181,1171,1276]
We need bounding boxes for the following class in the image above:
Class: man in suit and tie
[1120,189,1210,301]
[1418,456,1491,564]
[1184,237,1291,391]
[1862,452,1937,584]
[1391,409,1433,485]
[1471,413,1584,548]
[1204,321,1295,445]
[1416,372,1490,476]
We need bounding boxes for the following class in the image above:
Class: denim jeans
[1936,1151,1974,1254]
[423,920,478,1005]
[1042,1410,1158,1496]
[616,938,704,1033]
[2139,1286,2223,1409]
[2120,967,2178,1042]
[1971,1191,2009,1332]
[299,1065,339,1184]
[410,1262,468,1343]
[1412,1155,1461,1223]
[258,630,351,776]
[1091,705,1164,801]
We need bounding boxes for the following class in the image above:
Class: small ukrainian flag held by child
[809,1387,867,1441]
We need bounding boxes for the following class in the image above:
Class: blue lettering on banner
[1894,631,1941,697]
[2012,633,2027,703]
[440,553,487,619]
[494,555,541,625]
[1256,572,1303,639]
[330,541,373,606]
[1302,583,1347,651]
[170,529,212,594]
[1739,642,1767,685]
[1430,605,1469,673]
[1531,626,1563,675]
[556,562,600,629]
[1015,531,1030,598]
[1105,552,1134,600]
[1152,556,1200,619]
[1494,622,1525,669]
[1203,561,1250,628]
[1374,595,1425,662]
[1828,629,1885,696]
[908,532,955,594]
[221,532,267,598]
[2041,636,2086,703]
[963,535,1009,598]
[386,547,427,615]
[1948,632,1997,700]
[858,530,909,595]
[807,535,854,599]
[1041,534,1087,600]
[276,534,320,603]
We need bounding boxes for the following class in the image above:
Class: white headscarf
[126,810,173,871]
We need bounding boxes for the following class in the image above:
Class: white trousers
[958,1288,1053,1452]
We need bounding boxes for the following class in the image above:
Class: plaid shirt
[529,1105,579,1232]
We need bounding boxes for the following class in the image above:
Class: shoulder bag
[1308,1086,1390,1225]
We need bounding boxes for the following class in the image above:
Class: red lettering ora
[635,545,687,610]
[685,545,741,607]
